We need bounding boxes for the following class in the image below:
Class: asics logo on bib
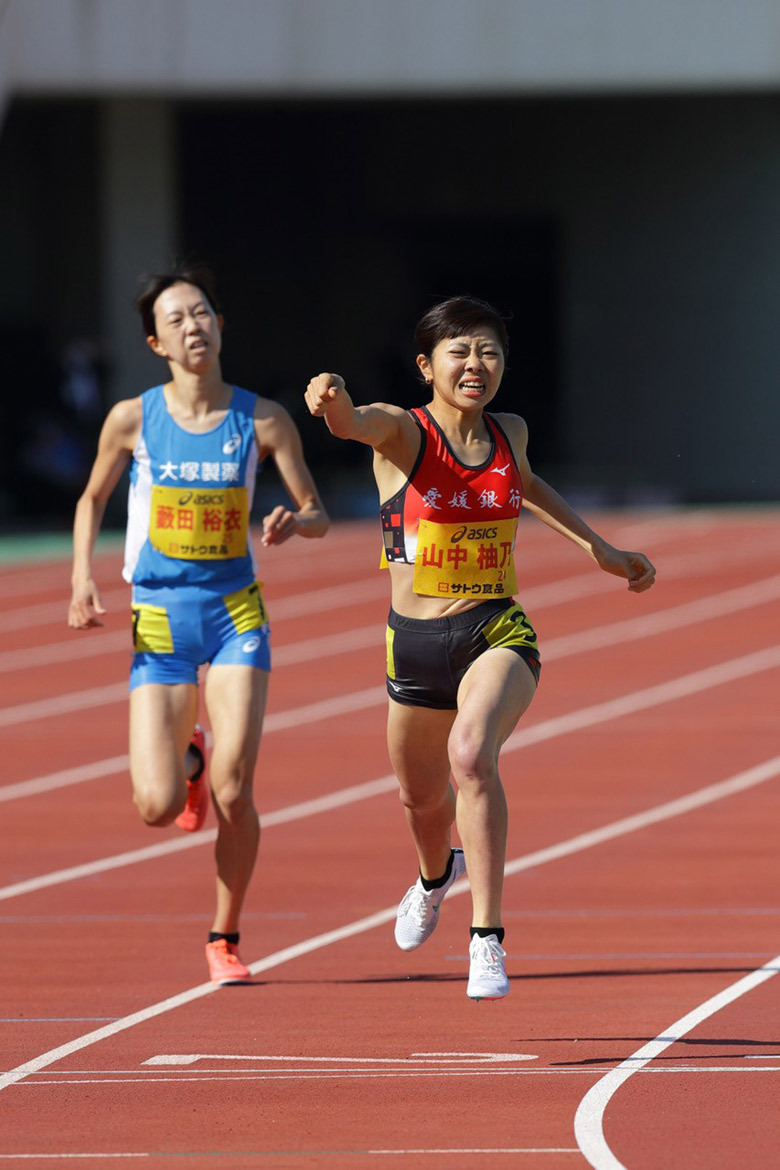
[223,434,242,454]
[451,525,498,543]
[177,490,225,506]
[242,636,261,653]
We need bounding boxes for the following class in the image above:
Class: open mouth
[459,380,485,395]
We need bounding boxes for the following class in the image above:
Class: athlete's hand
[68,578,107,629]
[305,373,346,416]
[261,504,299,547]
[594,542,657,593]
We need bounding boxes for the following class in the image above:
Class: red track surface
[1,510,778,1169]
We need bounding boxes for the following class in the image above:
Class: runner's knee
[133,785,181,827]
[448,726,496,791]
[397,782,452,816]
[211,773,256,823]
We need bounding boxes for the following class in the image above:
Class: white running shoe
[394,848,467,951]
[467,933,510,1000]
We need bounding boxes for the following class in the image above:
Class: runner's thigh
[204,663,269,784]
[455,648,538,755]
[129,682,199,803]
[387,699,455,806]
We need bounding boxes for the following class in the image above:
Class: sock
[420,849,454,892]
[470,926,505,945]
[209,931,239,946]
[187,744,205,784]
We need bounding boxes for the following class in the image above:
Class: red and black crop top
[380,406,523,600]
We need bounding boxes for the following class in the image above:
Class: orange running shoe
[206,939,252,985]
[175,725,209,832]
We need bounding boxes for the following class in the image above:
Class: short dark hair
[134,262,222,337]
[413,296,510,360]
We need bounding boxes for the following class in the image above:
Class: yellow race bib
[149,485,249,560]
[413,517,518,599]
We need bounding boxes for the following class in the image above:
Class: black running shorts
[385,598,540,710]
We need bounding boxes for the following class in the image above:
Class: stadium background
[0,0,778,531]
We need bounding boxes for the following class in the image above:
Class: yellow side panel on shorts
[223,581,268,635]
[483,602,539,651]
[385,625,396,679]
[132,603,174,654]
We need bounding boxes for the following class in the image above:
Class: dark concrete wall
[1,92,778,525]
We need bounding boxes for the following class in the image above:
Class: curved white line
[574,954,780,1169]
[2,761,778,1094]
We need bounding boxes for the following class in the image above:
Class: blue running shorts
[129,580,271,690]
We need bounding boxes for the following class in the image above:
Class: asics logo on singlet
[177,491,224,506]
[451,525,498,543]
[242,636,261,653]
[223,434,241,455]
[491,463,511,476]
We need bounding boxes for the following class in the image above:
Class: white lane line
[0,508,642,602]
[0,527,370,605]
[539,573,780,659]
[143,1051,538,1065]
[0,681,388,802]
[365,1152,573,1158]
[4,564,780,736]
[3,646,780,899]
[0,562,604,670]
[0,1151,580,1160]
[0,621,384,675]
[259,686,388,732]
[0,677,387,735]
[0,775,397,901]
[4,591,779,802]
[464,952,777,960]
[0,756,131,804]
[3,521,776,641]
[7,564,780,680]
[4,505,776,658]
[1,753,778,1092]
[0,549,120,601]
[0,505,685,599]
[501,755,780,879]
[11,1068,780,1087]
[574,954,780,1170]
[0,682,129,728]
[503,644,780,755]
[0,574,389,636]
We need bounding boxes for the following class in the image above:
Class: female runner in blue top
[69,264,329,985]
[305,295,655,1000]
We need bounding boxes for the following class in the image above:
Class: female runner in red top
[305,296,655,1000]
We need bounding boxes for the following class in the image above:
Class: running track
[1,510,778,1169]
